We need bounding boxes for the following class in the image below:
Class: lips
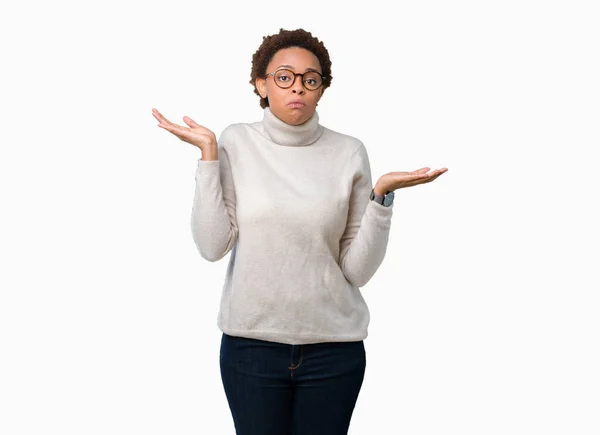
[287,100,305,107]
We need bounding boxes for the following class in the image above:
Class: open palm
[152,108,217,151]
[377,167,448,192]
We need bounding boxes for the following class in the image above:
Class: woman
[152,28,447,435]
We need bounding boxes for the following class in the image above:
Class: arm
[338,142,394,287]
[190,127,238,262]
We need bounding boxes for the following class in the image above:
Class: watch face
[383,191,395,206]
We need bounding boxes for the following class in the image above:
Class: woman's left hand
[374,167,448,195]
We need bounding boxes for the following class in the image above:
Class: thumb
[183,116,200,127]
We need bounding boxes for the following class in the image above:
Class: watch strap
[370,189,385,204]
[370,188,394,207]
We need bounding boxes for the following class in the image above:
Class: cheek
[270,88,291,106]
[266,83,281,97]
[307,95,321,106]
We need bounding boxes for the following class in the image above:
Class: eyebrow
[276,64,321,73]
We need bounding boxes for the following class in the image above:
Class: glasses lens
[303,72,322,90]
[273,69,322,90]
[274,69,294,88]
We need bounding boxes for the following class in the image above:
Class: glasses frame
[264,68,326,91]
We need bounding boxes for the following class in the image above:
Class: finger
[410,167,430,175]
[151,109,164,124]
[399,180,426,188]
[401,169,447,188]
[391,174,429,185]
[419,171,444,183]
[158,123,177,133]
[152,108,167,122]
[183,116,201,128]
[394,172,430,179]
[418,172,439,182]
[162,119,188,131]
[152,108,174,127]
[160,123,187,133]
[159,123,193,141]
[419,168,446,179]
[429,168,448,178]
[405,173,438,186]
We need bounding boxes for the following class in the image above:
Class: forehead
[268,47,321,71]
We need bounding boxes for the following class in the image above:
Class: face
[255,47,325,126]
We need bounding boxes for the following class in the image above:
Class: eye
[275,71,293,82]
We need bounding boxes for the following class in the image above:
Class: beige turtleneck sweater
[191,107,394,345]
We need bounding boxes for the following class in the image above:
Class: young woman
[152,27,447,435]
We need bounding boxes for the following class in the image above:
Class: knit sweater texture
[191,106,394,345]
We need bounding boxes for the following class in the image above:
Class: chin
[290,109,313,121]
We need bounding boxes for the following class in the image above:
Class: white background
[1,0,599,434]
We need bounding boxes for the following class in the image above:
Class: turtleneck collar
[261,106,324,147]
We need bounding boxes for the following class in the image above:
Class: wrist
[201,144,218,161]
[373,185,388,196]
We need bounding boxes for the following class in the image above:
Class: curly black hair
[249,28,333,109]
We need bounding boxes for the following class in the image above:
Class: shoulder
[216,123,248,158]
[216,122,264,167]
[320,125,373,172]
[320,126,365,159]
[218,120,263,146]
[218,122,245,143]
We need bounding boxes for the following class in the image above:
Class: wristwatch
[370,188,395,207]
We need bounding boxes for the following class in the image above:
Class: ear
[255,77,267,99]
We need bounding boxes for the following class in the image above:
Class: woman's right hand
[152,108,217,152]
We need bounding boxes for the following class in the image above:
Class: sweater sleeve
[338,142,394,288]
[190,128,238,262]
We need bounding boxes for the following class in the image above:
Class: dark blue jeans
[219,332,367,435]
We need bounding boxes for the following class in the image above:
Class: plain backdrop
[1,0,599,434]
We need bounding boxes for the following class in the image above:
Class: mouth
[287,102,305,108]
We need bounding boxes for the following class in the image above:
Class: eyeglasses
[264,68,326,91]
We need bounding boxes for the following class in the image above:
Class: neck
[261,106,324,147]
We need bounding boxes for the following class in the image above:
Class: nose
[291,74,305,94]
